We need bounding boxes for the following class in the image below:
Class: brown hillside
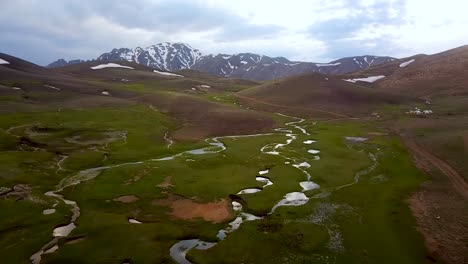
[238,73,415,118]
[0,53,275,139]
[372,45,468,98]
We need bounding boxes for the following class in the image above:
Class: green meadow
[0,104,428,264]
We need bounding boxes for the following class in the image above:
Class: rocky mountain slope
[47,59,86,68]
[193,53,395,81]
[95,42,202,72]
[48,42,395,81]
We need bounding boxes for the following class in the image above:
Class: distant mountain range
[48,42,396,81]
[48,59,86,68]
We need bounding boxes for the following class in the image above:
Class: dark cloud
[0,0,282,65]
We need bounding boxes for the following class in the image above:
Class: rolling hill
[237,73,415,118]
[0,54,275,139]
[340,45,468,98]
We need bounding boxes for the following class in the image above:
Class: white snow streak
[91,63,134,70]
[343,75,385,83]
[315,62,341,67]
[0,58,10,64]
[399,59,415,68]
[154,70,184,77]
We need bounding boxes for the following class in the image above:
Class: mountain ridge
[47,42,395,81]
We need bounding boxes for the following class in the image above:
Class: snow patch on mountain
[316,62,341,67]
[0,58,10,64]
[343,75,385,83]
[399,59,415,68]
[154,70,184,77]
[91,63,134,70]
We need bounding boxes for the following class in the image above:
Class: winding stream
[27,113,373,264]
[28,130,276,263]
[169,114,322,264]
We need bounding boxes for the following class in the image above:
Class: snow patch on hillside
[0,58,9,64]
[44,85,60,91]
[91,63,134,70]
[399,59,415,68]
[343,75,385,83]
[316,62,341,67]
[153,70,184,77]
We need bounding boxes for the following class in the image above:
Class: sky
[1,0,468,65]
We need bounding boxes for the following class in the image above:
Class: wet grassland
[0,105,428,264]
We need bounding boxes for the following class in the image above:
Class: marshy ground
[0,105,430,264]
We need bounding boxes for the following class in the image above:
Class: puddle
[232,201,242,211]
[300,181,320,191]
[43,209,56,215]
[53,223,76,237]
[293,162,311,169]
[303,140,316,144]
[308,149,320,154]
[237,188,262,195]
[129,219,142,224]
[153,156,177,161]
[345,137,368,142]
[256,177,273,187]
[271,192,310,213]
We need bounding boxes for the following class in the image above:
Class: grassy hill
[237,73,415,118]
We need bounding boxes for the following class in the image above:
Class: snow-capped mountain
[325,56,396,75]
[192,54,395,80]
[96,42,202,72]
[47,42,395,80]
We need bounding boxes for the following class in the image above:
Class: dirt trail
[404,139,468,199]
[235,94,351,118]
[403,136,468,264]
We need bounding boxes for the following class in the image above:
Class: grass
[0,105,429,264]
[0,195,70,264]
[379,95,468,180]
[189,121,429,264]
[0,104,198,264]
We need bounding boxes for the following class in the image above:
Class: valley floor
[0,62,466,264]
[0,104,431,264]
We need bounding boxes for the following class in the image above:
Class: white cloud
[0,0,467,64]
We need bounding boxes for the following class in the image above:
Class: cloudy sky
[1,0,467,65]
